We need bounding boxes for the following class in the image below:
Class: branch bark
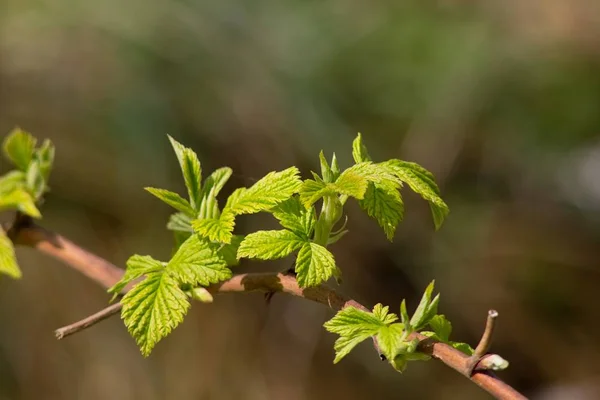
[9,222,527,400]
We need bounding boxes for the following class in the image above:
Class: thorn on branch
[467,309,500,375]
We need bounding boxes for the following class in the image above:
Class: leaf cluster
[324,281,473,372]
[0,128,55,278]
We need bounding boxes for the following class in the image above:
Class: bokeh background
[1,0,600,399]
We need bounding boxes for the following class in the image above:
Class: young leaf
[237,230,305,260]
[451,342,474,356]
[399,300,410,327]
[167,213,193,232]
[0,171,26,194]
[217,234,244,266]
[330,153,341,181]
[199,167,232,200]
[270,196,315,239]
[225,167,302,215]
[323,306,385,363]
[298,178,334,208]
[359,182,404,241]
[167,234,231,286]
[410,281,440,331]
[352,133,371,163]
[145,187,195,217]
[384,160,449,229]
[377,323,406,361]
[332,165,369,199]
[167,135,202,210]
[372,303,399,325]
[429,314,452,342]
[0,228,21,279]
[34,139,55,181]
[3,128,36,171]
[121,271,190,356]
[0,188,41,218]
[26,160,45,199]
[108,255,164,299]
[191,210,235,243]
[319,151,334,183]
[295,242,338,287]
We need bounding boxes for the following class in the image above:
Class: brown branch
[9,222,527,400]
[55,302,122,339]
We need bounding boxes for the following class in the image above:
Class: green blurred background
[1,0,600,399]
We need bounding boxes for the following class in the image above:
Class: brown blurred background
[1,0,600,399]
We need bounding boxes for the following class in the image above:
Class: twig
[467,310,502,375]
[10,222,527,400]
[55,302,122,339]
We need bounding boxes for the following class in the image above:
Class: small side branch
[55,302,122,339]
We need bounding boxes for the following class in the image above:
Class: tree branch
[9,222,527,400]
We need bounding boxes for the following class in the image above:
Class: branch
[9,222,526,400]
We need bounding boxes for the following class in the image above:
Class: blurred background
[1,0,600,399]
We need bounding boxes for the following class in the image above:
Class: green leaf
[188,287,214,303]
[145,187,195,217]
[352,133,371,163]
[399,300,410,327]
[217,234,244,266]
[270,196,316,238]
[429,315,452,342]
[167,213,193,232]
[108,255,164,299]
[225,167,302,215]
[298,178,334,208]
[295,242,337,287]
[192,210,235,243]
[237,230,304,260]
[332,164,369,199]
[3,128,36,171]
[410,281,440,331]
[451,342,474,356]
[0,188,41,218]
[33,139,55,181]
[385,160,449,229]
[167,234,231,286]
[359,182,404,241]
[377,323,405,361]
[0,171,26,194]
[372,303,399,325]
[0,227,21,279]
[319,151,333,183]
[26,160,45,199]
[199,167,232,200]
[330,153,341,181]
[121,271,190,356]
[323,306,385,363]
[167,135,202,210]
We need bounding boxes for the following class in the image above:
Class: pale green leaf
[3,128,36,171]
[26,160,45,199]
[0,171,26,194]
[372,303,399,325]
[410,281,440,331]
[217,234,244,266]
[108,255,164,298]
[323,306,384,363]
[295,242,338,287]
[451,342,474,356]
[225,167,302,215]
[0,227,20,279]
[34,139,55,181]
[167,235,231,286]
[121,271,190,356]
[189,287,214,303]
[167,213,193,232]
[332,165,369,199]
[167,135,202,210]
[319,151,333,183]
[271,196,315,238]
[0,188,41,218]
[359,182,404,241]
[352,133,371,163]
[298,178,333,208]
[429,314,452,342]
[199,167,232,200]
[377,323,406,361]
[400,299,410,328]
[192,210,235,243]
[145,187,195,217]
[237,230,304,260]
[330,153,340,181]
[385,160,449,229]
